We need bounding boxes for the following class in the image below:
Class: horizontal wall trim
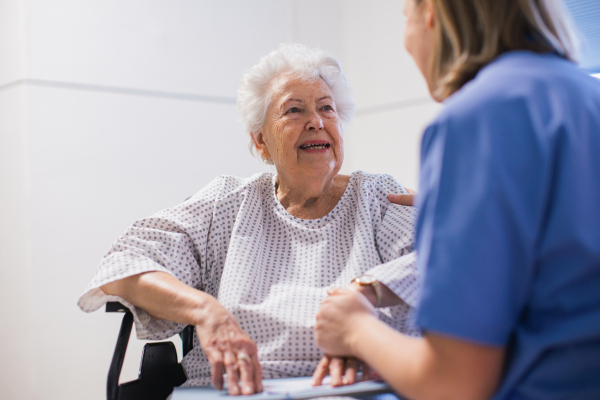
[355,96,434,117]
[0,78,238,104]
[0,78,434,114]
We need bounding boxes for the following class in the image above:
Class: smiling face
[254,75,344,185]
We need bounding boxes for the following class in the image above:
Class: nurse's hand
[195,300,263,395]
[315,287,378,357]
[388,187,417,206]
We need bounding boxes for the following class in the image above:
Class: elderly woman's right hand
[195,298,263,395]
[101,271,262,395]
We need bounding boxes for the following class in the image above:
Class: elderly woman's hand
[311,355,377,387]
[388,187,417,206]
[315,287,378,358]
[101,272,262,396]
[195,299,263,395]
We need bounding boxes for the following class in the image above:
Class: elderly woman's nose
[306,111,324,131]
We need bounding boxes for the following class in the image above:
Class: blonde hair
[422,0,578,100]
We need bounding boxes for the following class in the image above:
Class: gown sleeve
[77,175,238,340]
[363,174,421,335]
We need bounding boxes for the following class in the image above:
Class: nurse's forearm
[101,271,220,327]
[350,315,505,400]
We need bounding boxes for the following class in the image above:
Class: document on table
[171,376,393,400]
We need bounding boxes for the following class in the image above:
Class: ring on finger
[237,352,252,364]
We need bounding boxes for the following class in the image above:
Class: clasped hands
[201,283,380,395]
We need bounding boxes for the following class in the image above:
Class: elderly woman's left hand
[311,354,377,387]
[312,285,381,386]
[314,287,378,361]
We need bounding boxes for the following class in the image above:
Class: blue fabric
[415,51,600,400]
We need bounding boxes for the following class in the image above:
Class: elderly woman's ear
[252,131,271,162]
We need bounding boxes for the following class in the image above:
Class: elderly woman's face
[256,76,343,182]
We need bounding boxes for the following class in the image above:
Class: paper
[172,376,394,400]
[262,376,333,395]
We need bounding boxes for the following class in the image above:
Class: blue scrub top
[415,51,600,399]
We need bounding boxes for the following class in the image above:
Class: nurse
[313,0,600,399]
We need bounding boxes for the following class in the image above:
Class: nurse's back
[425,51,600,399]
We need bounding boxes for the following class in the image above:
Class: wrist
[351,275,382,307]
[350,282,378,306]
[348,313,380,357]
[188,292,223,328]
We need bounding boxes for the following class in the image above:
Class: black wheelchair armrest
[105,302,193,400]
[106,302,134,400]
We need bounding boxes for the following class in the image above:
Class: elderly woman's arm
[102,271,262,395]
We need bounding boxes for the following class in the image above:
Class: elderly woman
[78,44,419,395]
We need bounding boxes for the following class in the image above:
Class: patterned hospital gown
[78,171,419,386]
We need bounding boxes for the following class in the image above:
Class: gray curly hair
[237,43,355,163]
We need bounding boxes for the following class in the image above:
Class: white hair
[237,43,355,162]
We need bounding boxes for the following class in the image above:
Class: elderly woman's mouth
[299,143,331,150]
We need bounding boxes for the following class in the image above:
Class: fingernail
[243,385,252,394]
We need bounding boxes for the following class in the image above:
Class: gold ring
[237,352,252,364]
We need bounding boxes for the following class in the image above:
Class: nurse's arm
[353,318,504,400]
[315,290,505,400]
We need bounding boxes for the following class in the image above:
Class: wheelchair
[105,302,195,400]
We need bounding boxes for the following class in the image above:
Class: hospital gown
[78,171,419,386]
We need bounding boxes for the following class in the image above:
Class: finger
[405,187,417,195]
[206,348,225,390]
[224,350,240,395]
[372,369,383,381]
[237,352,255,395]
[253,353,263,393]
[343,358,360,385]
[326,287,341,296]
[311,356,331,386]
[329,357,345,387]
[326,287,351,296]
[362,362,373,381]
[387,193,415,206]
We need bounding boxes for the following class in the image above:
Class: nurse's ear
[424,0,435,29]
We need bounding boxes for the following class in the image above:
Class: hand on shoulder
[388,187,417,206]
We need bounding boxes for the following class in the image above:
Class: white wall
[340,0,442,189]
[0,1,35,399]
[0,1,440,399]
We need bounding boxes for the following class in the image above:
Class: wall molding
[0,78,434,114]
[0,78,237,104]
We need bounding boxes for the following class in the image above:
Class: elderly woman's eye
[322,105,334,111]
[287,107,301,113]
